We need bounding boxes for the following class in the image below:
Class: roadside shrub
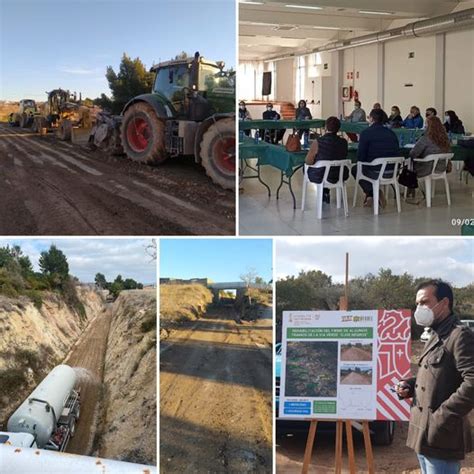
[25,289,43,309]
[140,310,156,333]
[0,368,28,398]
[14,348,41,372]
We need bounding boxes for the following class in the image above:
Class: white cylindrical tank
[7,365,76,448]
[0,445,157,474]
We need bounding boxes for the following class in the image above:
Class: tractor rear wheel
[57,120,72,141]
[200,117,235,190]
[121,102,167,164]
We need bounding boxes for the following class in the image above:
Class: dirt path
[160,306,272,473]
[340,372,372,385]
[277,340,474,473]
[64,310,112,455]
[0,124,234,235]
[340,347,372,361]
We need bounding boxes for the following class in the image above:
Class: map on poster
[279,310,412,421]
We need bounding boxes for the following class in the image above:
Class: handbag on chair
[398,166,418,188]
[285,134,301,152]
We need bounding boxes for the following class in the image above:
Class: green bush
[25,290,43,309]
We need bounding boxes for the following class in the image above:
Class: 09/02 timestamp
[451,218,474,226]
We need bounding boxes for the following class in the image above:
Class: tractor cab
[19,99,37,114]
[151,52,234,121]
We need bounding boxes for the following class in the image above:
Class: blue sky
[160,239,273,283]
[276,237,474,287]
[0,0,235,101]
[0,238,156,284]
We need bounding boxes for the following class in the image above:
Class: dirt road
[340,347,372,361]
[0,124,234,235]
[277,340,474,473]
[160,306,273,473]
[64,309,112,455]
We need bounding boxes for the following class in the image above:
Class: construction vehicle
[1,365,80,452]
[32,89,95,144]
[8,99,39,128]
[90,52,235,190]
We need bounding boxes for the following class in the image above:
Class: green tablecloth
[239,140,306,177]
[239,118,326,131]
[339,121,369,134]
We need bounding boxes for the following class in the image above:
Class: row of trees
[94,273,143,299]
[276,268,473,341]
[0,244,83,315]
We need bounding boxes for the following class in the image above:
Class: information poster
[279,310,411,421]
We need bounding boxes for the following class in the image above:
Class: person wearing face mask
[345,100,367,142]
[260,103,285,144]
[444,110,465,135]
[239,101,252,136]
[396,279,474,474]
[403,106,424,129]
[388,106,404,128]
[295,99,312,139]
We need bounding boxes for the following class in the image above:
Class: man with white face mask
[396,280,474,474]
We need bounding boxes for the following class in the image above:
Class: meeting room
[238,0,474,236]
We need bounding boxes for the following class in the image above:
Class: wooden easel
[301,253,375,474]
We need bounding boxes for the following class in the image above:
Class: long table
[239,118,326,131]
[240,138,472,208]
[240,119,469,146]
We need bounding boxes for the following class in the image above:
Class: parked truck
[90,51,235,190]
[1,365,80,452]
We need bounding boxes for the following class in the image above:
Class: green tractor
[91,52,235,190]
[8,99,39,128]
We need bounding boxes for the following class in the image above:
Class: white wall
[276,59,295,102]
[445,29,474,132]
[384,36,436,120]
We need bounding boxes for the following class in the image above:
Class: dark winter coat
[405,314,474,460]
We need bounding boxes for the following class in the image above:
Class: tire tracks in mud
[0,124,235,235]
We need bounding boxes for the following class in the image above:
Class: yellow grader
[32,89,95,144]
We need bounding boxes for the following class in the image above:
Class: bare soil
[64,310,112,455]
[160,305,272,473]
[0,123,234,235]
[340,347,372,361]
[277,340,474,473]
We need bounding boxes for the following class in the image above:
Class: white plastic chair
[410,153,453,208]
[352,157,405,216]
[301,160,351,219]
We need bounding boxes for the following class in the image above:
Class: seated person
[239,100,252,136]
[403,106,424,129]
[409,116,451,196]
[345,100,367,142]
[295,99,312,139]
[305,117,349,204]
[351,108,400,208]
[444,110,466,135]
[425,107,437,119]
[388,106,403,128]
[373,103,389,124]
[259,103,285,144]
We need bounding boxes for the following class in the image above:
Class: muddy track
[64,310,112,455]
[160,307,272,473]
[0,124,235,235]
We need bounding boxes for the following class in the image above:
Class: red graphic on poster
[376,309,411,421]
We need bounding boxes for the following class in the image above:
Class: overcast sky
[0,238,156,284]
[276,237,473,287]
